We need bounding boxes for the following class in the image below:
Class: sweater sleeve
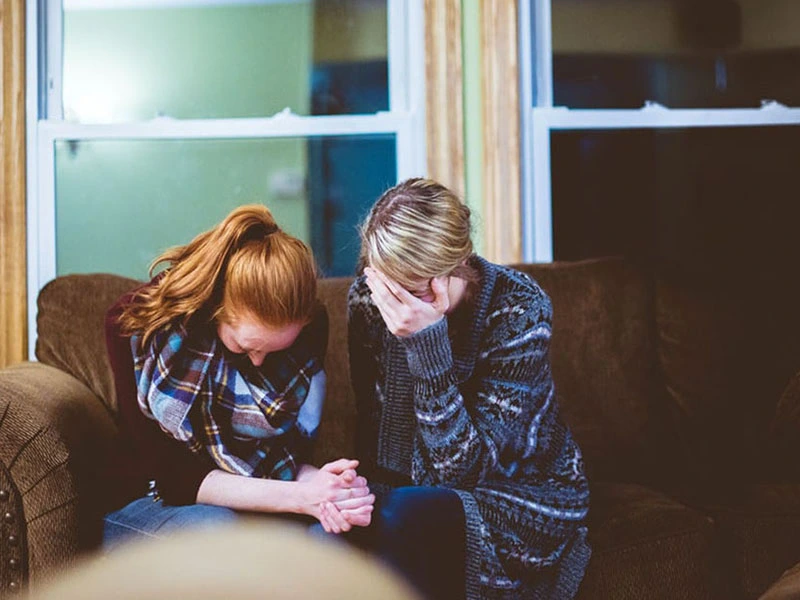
[398,286,557,488]
[105,291,214,506]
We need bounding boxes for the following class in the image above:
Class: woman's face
[402,275,468,314]
[405,278,437,303]
[217,316,303,367]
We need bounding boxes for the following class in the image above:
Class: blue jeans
[103,496,240,550]
[348,486,466,600]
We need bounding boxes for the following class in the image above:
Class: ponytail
[119,205,318,346]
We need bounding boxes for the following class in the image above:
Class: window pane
[550,0,800,108]
[55,135,396,278]
[62,0,388,122]
[550,126,800,280]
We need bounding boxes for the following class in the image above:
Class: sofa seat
[578,483,716,600]
[694,484,800,599]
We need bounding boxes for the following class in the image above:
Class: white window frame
[26,0,427,359]
[520,0,800,263]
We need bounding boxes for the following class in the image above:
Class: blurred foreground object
[31,520,420,600]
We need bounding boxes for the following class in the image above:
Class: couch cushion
[36,274,140,413]
[515,258,668,481]
[578,483,716,600]
[697,484,800,600]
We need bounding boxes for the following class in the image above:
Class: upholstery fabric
[578,483,716,600]
[770,370,800,480]
[759,560,800,600]
[36,274,139,414]
[655,271,800,484]
[702,484,800,599]
[0,363,117,593]
[2,258,798,599]
[311,277,358,465]
[514,259,669,482]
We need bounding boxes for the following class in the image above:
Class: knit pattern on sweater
[347,256,591,599]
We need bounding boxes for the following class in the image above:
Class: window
[520,0,800,263]
[27,0,425,356]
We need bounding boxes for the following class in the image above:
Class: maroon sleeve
[105,287,214,506]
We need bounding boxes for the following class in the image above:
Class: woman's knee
[377,487,463,538]
[103,498,239,549]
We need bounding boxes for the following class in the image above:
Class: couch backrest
[37,273,140,415]
[35,260,800,486]
[35,260,669,480]
[654,267,800,483]
[515,258,668,482]
[311,278,358,465]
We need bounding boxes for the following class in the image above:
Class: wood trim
[481,0,521,264]
[424,0,465,200]
[0,0,27,367]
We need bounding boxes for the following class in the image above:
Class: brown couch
[1,257,799,598]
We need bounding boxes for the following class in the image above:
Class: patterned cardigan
[347,256,591,599]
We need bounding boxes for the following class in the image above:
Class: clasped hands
[364,267,449,337]
[297,459,375,534]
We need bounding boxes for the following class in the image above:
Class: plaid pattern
[131,322,323,481]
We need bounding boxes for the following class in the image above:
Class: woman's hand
[297,459,375,533]
[319,501,374,534]
[364,267,449,337]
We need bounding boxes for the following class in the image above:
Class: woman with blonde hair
[103,205,373,546]
[347,179,591,599]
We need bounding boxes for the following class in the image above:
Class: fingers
[333,493,376,511]
[341,505,374,528]
[321,458,359,474]
[367,267,416,302]
[320,502,351,534]
[364,273,401,327]
[332,484,371,503]
[318,504,334,533]
[365,266,448,337]
[337,471,367,488]
[339,468,357,484]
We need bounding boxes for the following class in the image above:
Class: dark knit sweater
[347,256,591,599]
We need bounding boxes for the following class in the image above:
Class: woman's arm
[365,268,556,488]
[197,459,374,532]
[401,309,553,487]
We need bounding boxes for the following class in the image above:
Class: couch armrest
[0,362,117,595]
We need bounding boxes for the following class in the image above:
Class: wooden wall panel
[0,0,27,367]
[481,0,522,264]
[424,0,465,200]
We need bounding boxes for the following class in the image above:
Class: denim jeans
[103,496,240,551]
[347,486,466,600]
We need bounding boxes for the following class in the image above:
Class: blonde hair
[359,178,476,288]
[119,205,318,345]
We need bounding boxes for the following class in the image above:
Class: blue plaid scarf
[131,321,323,481]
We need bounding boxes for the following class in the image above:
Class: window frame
[26,0,427,358]
[520,0,800,262]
